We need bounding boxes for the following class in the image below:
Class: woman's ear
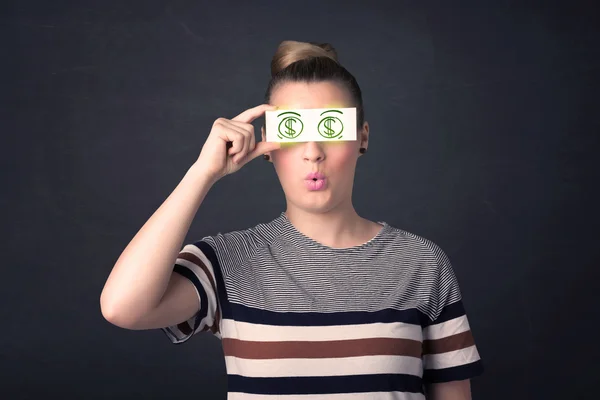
[360,121,369,150]
[261,125,273,162]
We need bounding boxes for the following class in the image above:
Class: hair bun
[270,40,339,77]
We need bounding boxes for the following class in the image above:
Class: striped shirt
[161,212,484,399]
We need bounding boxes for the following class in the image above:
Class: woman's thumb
[247,141,281,162]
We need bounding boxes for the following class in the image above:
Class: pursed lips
[305,172,326,180]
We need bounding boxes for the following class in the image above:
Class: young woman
[101,40,484,399]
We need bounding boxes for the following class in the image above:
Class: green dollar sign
[323,118,335,136]
[317,115,343,139]
[285,119,296,136]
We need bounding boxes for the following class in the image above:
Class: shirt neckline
[278,211,389,252]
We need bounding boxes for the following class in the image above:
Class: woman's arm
[100,164,216,327]
[425,379,472,400]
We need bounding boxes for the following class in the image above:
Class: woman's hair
[263,40,365,129]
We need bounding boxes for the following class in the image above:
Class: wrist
[187,163,220,187]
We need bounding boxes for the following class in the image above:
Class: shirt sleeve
[421,243,484,384]
[160,240,222,344]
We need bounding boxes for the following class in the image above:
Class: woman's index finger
[231,104,278,123]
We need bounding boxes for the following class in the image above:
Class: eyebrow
[320,109,343,116]
[276,111,301,117]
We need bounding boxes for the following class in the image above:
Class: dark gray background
[3,0,599,399]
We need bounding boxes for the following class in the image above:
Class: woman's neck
[283,204,380,249]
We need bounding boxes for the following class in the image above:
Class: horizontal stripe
[422,315,470,340]
[423,345,481,370]
[224,354,423,377]
[423,300,465,327]
[221,319,423,342]
[228,391,426,400]
[423,330,475,355]
[229,302,426,326]
[223,337,422,359]
[228,373,424,395]
[423,359,484,383]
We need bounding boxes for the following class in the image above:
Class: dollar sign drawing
[323,118,335,137]
[277,116,303,139]
[285,119,296,136]
[317,115,343,139]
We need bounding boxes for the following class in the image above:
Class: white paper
[265,107,357,142]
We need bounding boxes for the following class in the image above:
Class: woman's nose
[302,141,325,162]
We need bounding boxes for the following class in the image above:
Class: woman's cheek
[274,151,299,186]
[330,143,359,166]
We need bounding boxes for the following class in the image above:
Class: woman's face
[261,81,369,213]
